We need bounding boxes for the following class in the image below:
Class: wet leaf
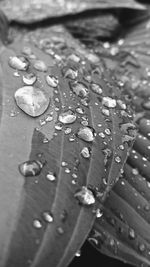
[0,0,146,23]
[91,14,150,267]
[0,26,135,267]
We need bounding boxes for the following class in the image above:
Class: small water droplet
[60,210,68,222]
[101,108,110,116]
[43,211,53,223]
[23,72,37,85]
[43,137,49,143]
[46,171,56,181]
[61,161,68,167]
[81,147,91,158]
[13,71,20,77]
[46,75,59,87]
[33,219,42,229]
[119,144,125,150]
[45,114,53,122]
[132,168,139,175]
[65,168,71,173]
[70,82,89,98]
[95,208,103,218]
[77,126,96,142]
[139,243,146,252]
[75,250,81,257]
[90,83,103,95]
[75,186,95,206]
[115,156,121,163]
[64,68,78,80]
[14,86,50,117]
[102,97,117,108]
[19,160,43,177]
[76,107,84,114]
[8,56,29,71]
[128,228,136,239]
[55,122,63,131]
[57,227,64,234]
[117,100,126,110]
[64,127,72,134]
[58,110,76,124]
[68,54,80,63]
[33,60,47,72]
[105,128,111,135]
[10,110,19,117]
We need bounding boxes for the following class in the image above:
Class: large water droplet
[14,86,50,117]
[19,160,43,177]
[90,83,103,95]
[33,60,47,72]
[75,186,95,206]
[81,147,91,158]
[46,75,59,87]
[22,72,37,85]
[58,110,76,124]
[77,126,96,142]
[8,56,29,71]
[70,82,89,98]
[102,97,117,108]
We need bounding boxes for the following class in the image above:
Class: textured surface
[0,0,146,23]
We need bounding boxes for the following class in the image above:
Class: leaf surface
[0,0,146,23]
[0,26,136,267]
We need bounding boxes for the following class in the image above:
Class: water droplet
[70,82,89,98]
[90,83,102,95]
[68,54,80,63]
[64,127,72,134]
[64,68,78,80]
[95,208,103,218]
[10,110,19,117]
[77,126,96,142]
[8,56,29,71]
[58,110,76,124]
[139,243,146,252]
[76,107,84,114]
[128,228,136,239]
[60,210,68,222]
[23,72,37,85]
[61,161,68,167]
[65,168,71,173]
[75,250,81,257]
[81,147,91,158]
[144,204,150,211]
[13,71,20,77]
[46,172,56,181]
[43,211,53,223]
[117,100,126,110]
[33,60,47,72]
[55,122,63,131]
[80,98,89,107]
[119,144,125,150]
[115,156,121,163]
[43,137,49,143]
[101,108,110,116]
[75,186,95,206]
[132,168,139,175]
[57,227,64,234]
[14,86,50,117]
[46,75,59,87]
[19,160,43,177]
[105,128,111,135]
[33,219,42,229]
[102,97,117,108]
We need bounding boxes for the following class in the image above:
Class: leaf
[0,25,135,267]
[90,14,150,267]
[0,0,146,23]
[65,12,121,47]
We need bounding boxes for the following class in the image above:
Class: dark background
[69,241,132,267]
